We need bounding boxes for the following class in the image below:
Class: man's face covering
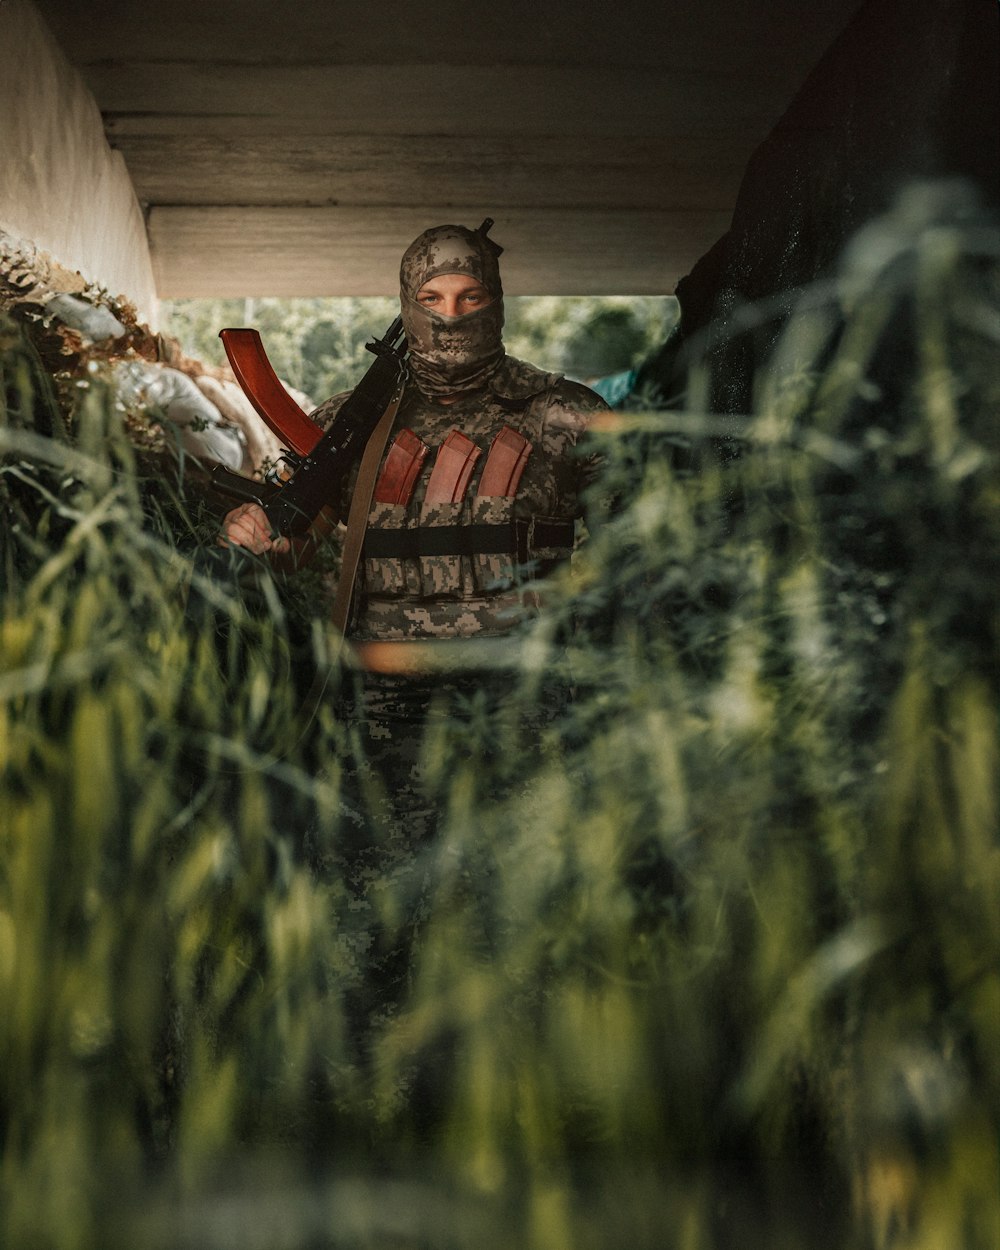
[400,224,506,398]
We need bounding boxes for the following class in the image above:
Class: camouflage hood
[400,223,506,398]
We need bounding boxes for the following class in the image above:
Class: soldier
[220,222,608,1012]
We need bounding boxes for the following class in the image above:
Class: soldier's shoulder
[493,357,609,419]
[310,390,353,431]
[547,376,610,416]
[540,377,610,443]
[490,355,560,402]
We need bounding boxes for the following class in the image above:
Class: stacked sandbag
[1,229,298,476]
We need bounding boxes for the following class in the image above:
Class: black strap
[363,518,575,560]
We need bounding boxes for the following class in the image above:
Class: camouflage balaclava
[399,223,505,397]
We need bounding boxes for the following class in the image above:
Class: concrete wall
[638,0,1000,411]
[0,0,156,319]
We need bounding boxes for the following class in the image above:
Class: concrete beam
[109,133,748,211]
[82,64,785,138]
[36,0,861,77]
[31,0,866,299]
[149,206,732,297]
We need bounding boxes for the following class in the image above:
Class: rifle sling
[330,380,405,635]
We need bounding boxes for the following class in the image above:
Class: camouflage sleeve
[309,390,352,432]
[540,378,611,521]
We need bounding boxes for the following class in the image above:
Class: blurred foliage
[160,295,677,404]
[2,182,999,1249]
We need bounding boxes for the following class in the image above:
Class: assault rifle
[209,316,407,535]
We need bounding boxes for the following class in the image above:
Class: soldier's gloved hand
[218,502,291,555]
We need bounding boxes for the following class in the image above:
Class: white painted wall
[0,0,157,319]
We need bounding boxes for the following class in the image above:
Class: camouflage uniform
[311,225,607,1026]
[314,355,606,640]
[311,224,608,641]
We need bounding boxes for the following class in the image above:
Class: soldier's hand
[218,503,291,555]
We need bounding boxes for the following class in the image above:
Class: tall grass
[1,182,998,1248]
[0,322,358,1247]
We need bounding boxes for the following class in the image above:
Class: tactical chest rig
[210,322,577,643]
[363,423,575,565]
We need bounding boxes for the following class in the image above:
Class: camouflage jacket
[311,355,608,641]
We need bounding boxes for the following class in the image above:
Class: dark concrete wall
[639,0,999,410]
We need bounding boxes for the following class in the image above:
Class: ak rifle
[210,316,407,535]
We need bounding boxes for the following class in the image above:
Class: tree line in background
[161,295,678,405]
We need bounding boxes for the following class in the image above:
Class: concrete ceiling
[36,0,864,298]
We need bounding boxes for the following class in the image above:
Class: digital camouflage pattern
[399,222,503,299]
[320,664,576,1037]
[305,226,607,1027]
[311,354,608,640]
[399,223,506,397]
